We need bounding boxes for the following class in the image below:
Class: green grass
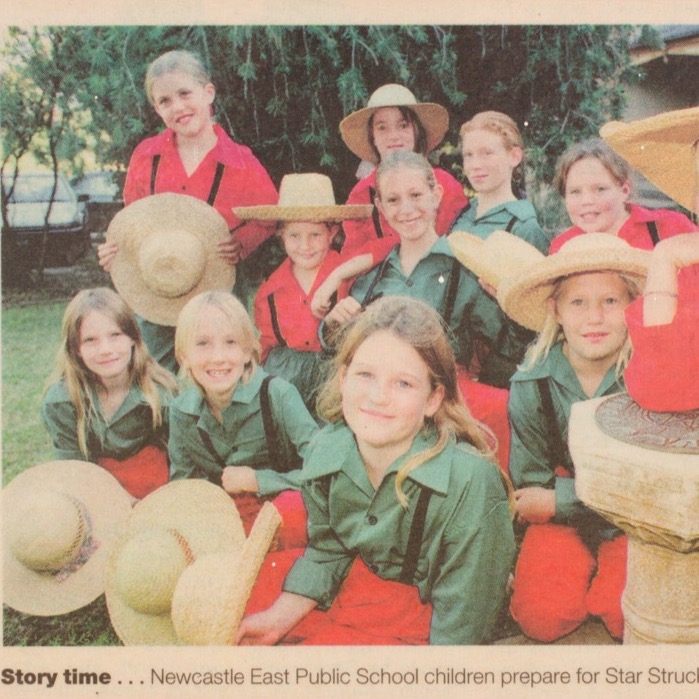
[2,300,121,646]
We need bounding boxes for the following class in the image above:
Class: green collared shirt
[41,380,171,461]
[168,367,319,496]
[450,198,551,254]
[137,316,178,374]
[508,342,626,522]
[283,423,515,645]
[326,236,531,387]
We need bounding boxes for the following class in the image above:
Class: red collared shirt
[123,124,278,259]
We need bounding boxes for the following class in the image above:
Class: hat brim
[498,238,650,331]
[105,480,246,645]
[601,107,699,213]
[449,230,545,290]
[3,461,132,616]
[234,203,373,222]
[339,103,449,163]
[107,194,236,326]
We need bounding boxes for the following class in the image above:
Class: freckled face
[564,158,631,234]
[552,271,632,368]
[461,128,521,198]
[340,330,444,461]
[180,305,251,401]
[151,70,215,140]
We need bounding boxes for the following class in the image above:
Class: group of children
[36,48,699,645]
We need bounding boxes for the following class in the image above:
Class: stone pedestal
[569,396,699,644]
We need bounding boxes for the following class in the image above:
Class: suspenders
[399,486,433,584]
[267,294,287,347]
[368,186,384,239]
[536,378,568,471]
[150,156,225,207]
[646,221,660,246]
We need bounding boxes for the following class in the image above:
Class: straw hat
[600,106,699,213]
[448,230,545,290]
[339,84,449,163]
[107,193,236,326]
[3,460,132,616]
[498,233,650,332]
[105,480,279,645]
[234,173,372,222]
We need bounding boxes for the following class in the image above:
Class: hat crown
[366,84,418,109]
[557,232,635,255]
[277,173,338,208]
[8,490,85,571]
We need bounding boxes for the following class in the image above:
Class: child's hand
[97,241,118,272]
[514,487,555,524]
[217,235,243,265]
[236,610,285,646]
[310,277,339,318]
[324,297,362,327]
[221,466,258,494]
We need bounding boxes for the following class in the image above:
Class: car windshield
[3,175,73,203]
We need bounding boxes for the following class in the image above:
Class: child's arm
[310,253,373,318]
[41,388,84,461]
[236,591,317,645]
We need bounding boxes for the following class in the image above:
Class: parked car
[2,172,90,268]
[72,171,124,234]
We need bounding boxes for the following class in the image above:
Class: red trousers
[232,490,308,550]
[245,550,432,645]
[509,523,627,642]
[456,368,511,474]
[98,444,168,499]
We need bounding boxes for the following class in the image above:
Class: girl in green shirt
[237,296,514,645]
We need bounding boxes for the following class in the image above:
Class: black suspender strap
[442,258,461,327]
[505,215,518,233]
[267,294,287,347]
[197,426,228,468]
[368,186,384,238]
[207,162,225,206]
[260,375,287,471]
[399,486,433,584]
[360,256,390,309]
[646,221,660,247]
[150,155,161,195]
[536,378,568,469]
[448,201,472,230]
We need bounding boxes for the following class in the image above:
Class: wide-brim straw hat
[234,173,372,222]
[3,460,132,616]
[339,84,449,163]
[498,233,651,332]
[107,193,236,326]
[448,230,545,290]
[600,106,699,213]
[105,480,279,645]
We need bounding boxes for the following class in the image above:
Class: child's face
[280,222,333,273]
[371,107,417,161]
[77,311,134,384]
[376,167,443,244]
[180,305,252,400]
[551,271,632,370]
[151,70,215,140]
[340,330,444,464]
[564,157,631,234]
[461,128,522,197]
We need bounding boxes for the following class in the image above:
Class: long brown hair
[316,295,507,507]
[49,288,178,458]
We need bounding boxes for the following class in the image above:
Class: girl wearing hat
[169,291,318,543]
[41,288,179,500]
[498,234,650,642]
[339,83,468,260]
[233,173,371,412]
[97,49,278,370]
[450,111,550,253]
[550,138,697,254]
[236,296,514,645]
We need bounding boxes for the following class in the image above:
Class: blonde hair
[49,288,178,458]
[521,271,643,373]
[374,151,437,200]
[175,291,261,390]
[553,138,632,197]
[460,111,525,192]
[316,296,509,508]
[144,50,211,105]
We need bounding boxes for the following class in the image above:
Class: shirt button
[303,299,308,305]
[304,341,310,346]
[368,515,378,525]
[406,280,413,287]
